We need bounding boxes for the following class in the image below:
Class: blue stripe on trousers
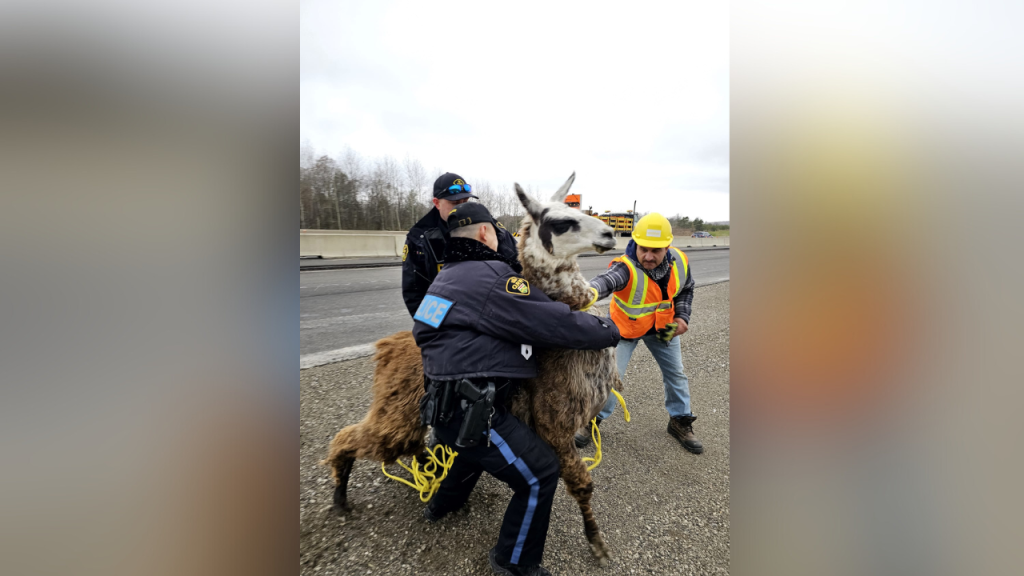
[488,429,539,565]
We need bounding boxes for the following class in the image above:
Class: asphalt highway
[300,250,729,357]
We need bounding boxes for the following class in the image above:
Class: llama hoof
[589,532,612,566]
[330,503,352,516]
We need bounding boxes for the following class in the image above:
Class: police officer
[413,203,620,576]
[402,172,519,316]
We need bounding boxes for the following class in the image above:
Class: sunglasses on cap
[447,184,472,194]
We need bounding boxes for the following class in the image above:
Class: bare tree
[375,155,403,230]
[339,148,365,229]
[404,156,430,223]
[300,145,527,232]
[299,142,318,228]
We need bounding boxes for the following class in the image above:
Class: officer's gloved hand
[656,323,678,343]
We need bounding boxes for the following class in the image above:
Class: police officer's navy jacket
[402,207,519,317]
[412,237,621,380]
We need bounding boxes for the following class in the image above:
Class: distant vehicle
[597,211,635,237]
[691,231,714,238]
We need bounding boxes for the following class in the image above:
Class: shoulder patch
[496,221,506,230]
[402,244,408,261]
[413,295,454,328]
[505,277,530,296]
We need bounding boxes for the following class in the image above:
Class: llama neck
[520,246,593,311]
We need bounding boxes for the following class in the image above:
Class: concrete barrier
[301,230,406,258]
[300,229,407,235]
[301,230,729,258]
[613,235,730,250]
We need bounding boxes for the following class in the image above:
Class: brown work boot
[668,415,704,454]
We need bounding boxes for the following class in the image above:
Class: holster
[454,379,496,448]
[420,377,459,428]
[419,378,496,448]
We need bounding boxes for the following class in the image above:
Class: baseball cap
[446,202,495,232]
[433,172,479,201]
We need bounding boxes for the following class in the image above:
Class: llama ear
[515,183,543,219]
[549,172,576,202]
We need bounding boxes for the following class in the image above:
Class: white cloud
[301,0,729,221]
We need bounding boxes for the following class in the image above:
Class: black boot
[667,415,704,454]
[489,547,553,576]
[422,500,445,523]
[573,417,602,449]
[423,498,466,523]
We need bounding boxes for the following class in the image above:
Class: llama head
[514,172,617,260]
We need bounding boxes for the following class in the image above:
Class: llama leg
[329,453,355,514]
[323,426,360,514]
[555,443,611,565]
[531,383,612,565]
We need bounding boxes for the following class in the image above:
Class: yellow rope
[610,388,630,422]
[582,390,630,471]
[380,444,458,503]
[579,286,599,311]
[581,417,603,471]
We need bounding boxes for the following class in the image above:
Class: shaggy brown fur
[320,331,426,513]
[321,175,623,565]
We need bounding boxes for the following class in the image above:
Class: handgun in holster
[454,379,496,448]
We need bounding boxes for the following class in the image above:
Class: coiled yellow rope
[381,444,458,503]
[582,389,630,471]
[581,418,603,471]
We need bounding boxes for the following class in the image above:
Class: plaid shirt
[588,250,695,325]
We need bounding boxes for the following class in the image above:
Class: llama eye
[549,220,575,234]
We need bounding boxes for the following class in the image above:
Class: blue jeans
[597,334,692,420]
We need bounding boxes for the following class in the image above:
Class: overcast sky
[301,1,729,222]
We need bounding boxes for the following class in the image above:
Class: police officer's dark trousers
[431,406,560,567]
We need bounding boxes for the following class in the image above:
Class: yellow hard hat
[631,213,673,248]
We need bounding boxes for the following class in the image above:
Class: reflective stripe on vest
[614,257,652,314]
[609,247,688,336]
[669,247,688,289]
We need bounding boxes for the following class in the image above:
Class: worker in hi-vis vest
[576,213,703,454]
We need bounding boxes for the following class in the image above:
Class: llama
[505,175,622,563]
[323,173,623,564]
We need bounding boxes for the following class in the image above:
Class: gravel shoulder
[300,282,730,575]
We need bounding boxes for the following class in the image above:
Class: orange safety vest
[609,247,689,339]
